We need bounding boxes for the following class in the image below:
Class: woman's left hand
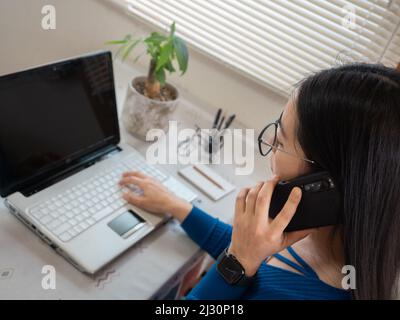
[228,176,314,277]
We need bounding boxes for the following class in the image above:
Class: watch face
[217,254,245,284]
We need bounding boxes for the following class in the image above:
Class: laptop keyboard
[29,156,197,243]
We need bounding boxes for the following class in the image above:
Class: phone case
[269,171,342,232]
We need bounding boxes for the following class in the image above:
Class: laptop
[0,51,197,274]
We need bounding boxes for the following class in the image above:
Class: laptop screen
[0,51,120,197]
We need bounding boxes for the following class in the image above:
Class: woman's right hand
[228,177,313,277]
[119,171,193,223]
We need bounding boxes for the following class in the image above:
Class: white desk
[0,60,272,299]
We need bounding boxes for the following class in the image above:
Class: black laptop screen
[0,52,119,197]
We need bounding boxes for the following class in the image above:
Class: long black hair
[295,63,400,299]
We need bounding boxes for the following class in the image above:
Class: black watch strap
[216,248,255,287]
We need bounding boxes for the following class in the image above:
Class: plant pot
[122,76,180,141]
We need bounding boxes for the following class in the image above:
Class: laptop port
[36,229,53,246]
[15,212,36,232]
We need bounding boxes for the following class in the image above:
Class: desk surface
[0,60,272,299]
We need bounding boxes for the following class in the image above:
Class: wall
[0,0,286,130]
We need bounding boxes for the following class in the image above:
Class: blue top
[181,206,351,300]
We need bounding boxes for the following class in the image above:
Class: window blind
[111,0,400,96]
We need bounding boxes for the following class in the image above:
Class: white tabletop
[0,60,272,299]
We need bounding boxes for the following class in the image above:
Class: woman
[119,63,400,300]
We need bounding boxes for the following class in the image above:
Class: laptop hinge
[20,145,121,197]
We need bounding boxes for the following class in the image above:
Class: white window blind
[111,0,400,96]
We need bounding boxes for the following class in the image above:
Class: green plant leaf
[144,32,167,45]
[105,39,129,45]
[170,21,176,37]
[106,35,133,59]
[146,43,156,59]
[155,68,166,86]
[122,39,141,61]
[145,32,167,61]
[173,36,188,74]
[105,34,131,45]
[165,61,176,73]
[114,45,125,60]
[133,52,144,63]
[156,40,173,71]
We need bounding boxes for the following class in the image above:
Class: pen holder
[200,129,225,163]
[177,126,225,164]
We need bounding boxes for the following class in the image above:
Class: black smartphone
[269,171,342,232]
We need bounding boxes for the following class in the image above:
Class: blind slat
[115,0,400,96]
[239,0,384,59]
[134,0,302,84]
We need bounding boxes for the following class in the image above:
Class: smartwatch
[216,247,255,286]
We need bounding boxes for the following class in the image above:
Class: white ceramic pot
[122,76,180,141]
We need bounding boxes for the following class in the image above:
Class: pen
[208,135,212,162]
[212,108,222,129]
[217,113,226,131]
[223,114,236,130]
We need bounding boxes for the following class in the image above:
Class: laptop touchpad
[108,210,145,238]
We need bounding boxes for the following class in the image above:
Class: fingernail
[293,187,301,198]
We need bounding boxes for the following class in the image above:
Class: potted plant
[107,22,189,140]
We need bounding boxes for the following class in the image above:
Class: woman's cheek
[270,153,302,181]
[269,152,284,176]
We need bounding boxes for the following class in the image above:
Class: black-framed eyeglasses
[258,115,316,165]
